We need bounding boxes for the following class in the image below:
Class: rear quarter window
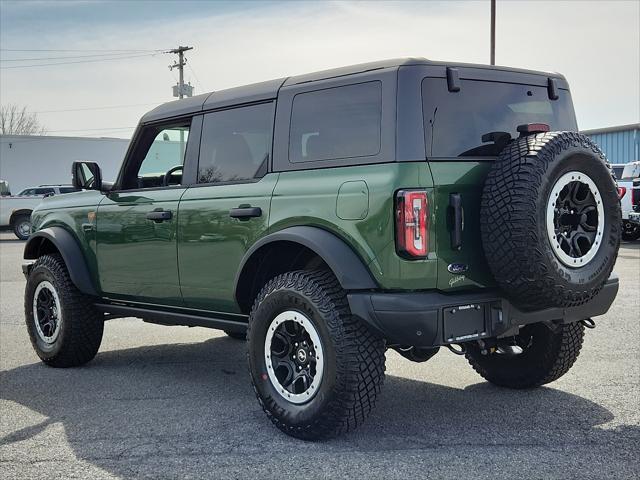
[289,81,382,163]
[422,78,577,158]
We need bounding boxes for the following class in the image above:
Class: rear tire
[465,322,585,389]
[622,221,640,241]
[24,254,103,367]
[12,214,31,240]
[248,270,385,440]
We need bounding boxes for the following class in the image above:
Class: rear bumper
[347,274,619,347]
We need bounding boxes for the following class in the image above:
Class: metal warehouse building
[582,123,639,165]
[0,134,186,194]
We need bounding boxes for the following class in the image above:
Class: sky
[0,0,638,139]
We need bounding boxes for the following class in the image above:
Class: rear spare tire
[481,131,620,310]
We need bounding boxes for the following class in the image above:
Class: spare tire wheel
[481,131,621,310]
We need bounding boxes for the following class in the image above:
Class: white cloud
[1,0,638,136]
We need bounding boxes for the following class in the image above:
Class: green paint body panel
[95,188,186,305]
[30,190,105,289]
[270,162,438,290]
[28,159,494,313]
[177,175,279,312]
[428,161,496,291]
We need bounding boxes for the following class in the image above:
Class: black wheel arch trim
[23,227,98,296]
[234,226,378,302]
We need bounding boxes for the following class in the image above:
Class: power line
[1,52,163,62]
[1,48,167,52]
[0,53,162,69]
[186,62,206,92]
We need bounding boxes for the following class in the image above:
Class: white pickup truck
[0,184,78,240]
[0,195,42,240]
[617,161,640,241]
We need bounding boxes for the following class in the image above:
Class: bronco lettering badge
[448,263,469,274]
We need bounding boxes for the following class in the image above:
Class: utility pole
[490,0,496,65]
[168,45,193,99]
[168,45,193,158]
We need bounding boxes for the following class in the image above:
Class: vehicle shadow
[0,337,637,478]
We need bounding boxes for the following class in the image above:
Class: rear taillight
[618,186,627,199]
[395,190,428,259]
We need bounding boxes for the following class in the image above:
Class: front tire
[12,214,31,240]
[248,270,385,440]
[24,254,103,367]
[465,322,585,389]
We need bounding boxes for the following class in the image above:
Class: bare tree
[0,104,47,135]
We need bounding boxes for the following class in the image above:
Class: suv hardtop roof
[141,57,568,124]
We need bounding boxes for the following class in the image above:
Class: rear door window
[422,78,577,158]
[198,102,273,184]
[289,81,382,163]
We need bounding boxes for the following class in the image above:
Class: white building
[0,134,186,194]
[0,135,130,194]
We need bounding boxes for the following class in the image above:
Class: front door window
[121,123,190,190]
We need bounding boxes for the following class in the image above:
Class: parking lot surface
[1,232,638,479]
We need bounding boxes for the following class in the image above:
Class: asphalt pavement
[1,231,638,479]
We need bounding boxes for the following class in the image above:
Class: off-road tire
[622,221,640,241]
[12,214,31,240]
[247,270,386,440]
[481,131,621,310]
[24,254,103,367]
[224,330,247,340]
[465,321,585,389]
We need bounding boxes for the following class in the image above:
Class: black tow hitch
[580,318,596,329]
[446,344,467,356]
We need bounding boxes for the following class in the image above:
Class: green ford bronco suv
[23,58,621,440]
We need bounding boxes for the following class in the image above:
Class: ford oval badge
[448,263,468,274]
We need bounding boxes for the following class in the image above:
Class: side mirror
[72,161,103,191]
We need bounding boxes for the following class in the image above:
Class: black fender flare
[24,227,98,296]
[234,226,378,299]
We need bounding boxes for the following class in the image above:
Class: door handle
[449,193,464,251]
[146,209,172,223]
[229,206,262,220]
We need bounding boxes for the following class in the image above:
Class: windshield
[422,78,577,158]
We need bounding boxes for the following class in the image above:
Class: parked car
[22,58,621,440]
[617,161,640,240]
[16,185,79,197]
[1,184,79,239]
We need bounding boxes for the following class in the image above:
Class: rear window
[422,78,577,158]
[289,81,382,163]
